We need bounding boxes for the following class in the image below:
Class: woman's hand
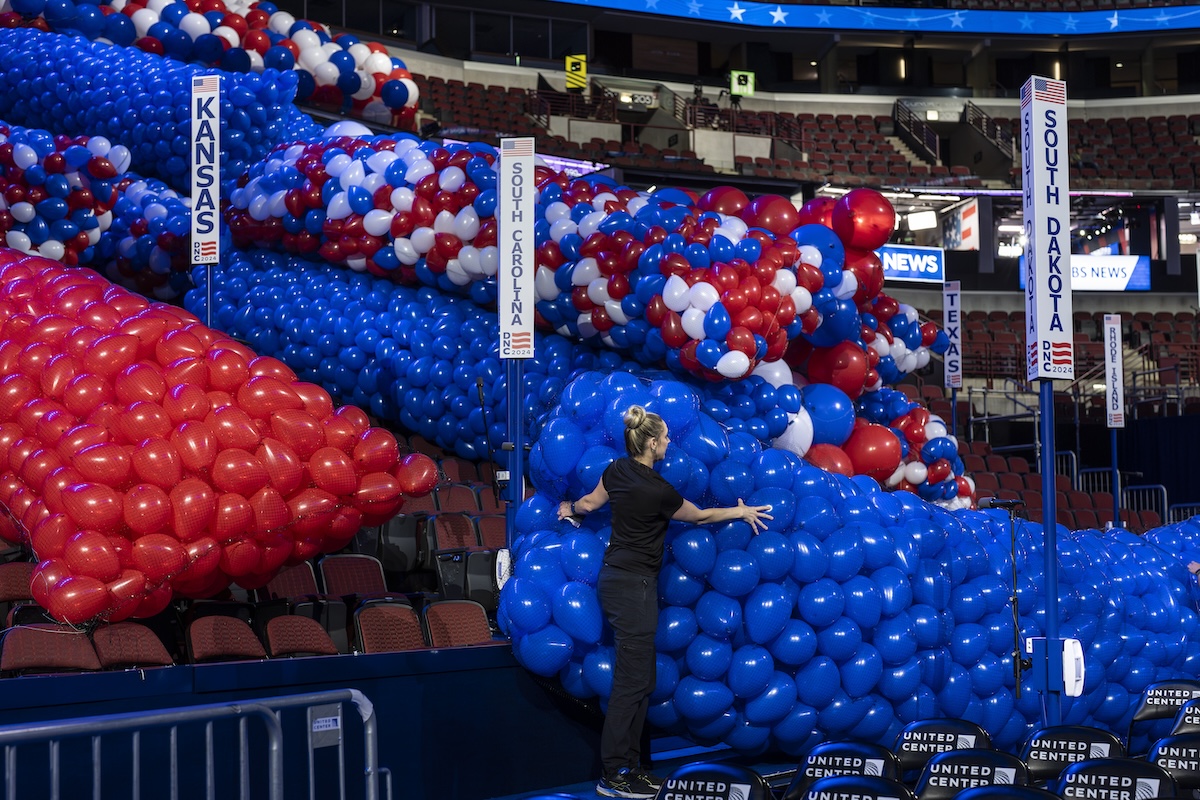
[738,499,773,532]
[557,501,574,521]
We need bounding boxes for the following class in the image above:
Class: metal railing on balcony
[965,101,1014,160]
[894,100,940,164]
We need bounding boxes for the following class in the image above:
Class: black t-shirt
[601,457,685,577]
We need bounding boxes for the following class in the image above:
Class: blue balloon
[671,527,717,579]
[797,578,845,627]
[686,634,733,681]
[518,624,574,677]
[801,383,856,446]
[656,606,699,652]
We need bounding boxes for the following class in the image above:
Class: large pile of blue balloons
[503,374,1200,755]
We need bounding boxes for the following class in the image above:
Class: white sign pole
[1103,313,1124,529]
[191,74,221,329]
[1020,73,1071,729]
[498,137,536,551]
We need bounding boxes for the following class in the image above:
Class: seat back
[1129,681,1200,747]
[433,484,480,514]
[265,615,339,658]
[356,605,427,653]
[261,562,319,600]
[783,741,901,800]
[1171,698,1200,735]
[0,624,101,676]
[0,561,32,602]
[91,622,174,669]
[1147,733,1200,793]
[1052,758,1176,800]
[1020,726,1125,785]
[432,513,480,551]
[894,718,992,775]
[475,515,507,550]
[319,554,388,596]
[662,761,773,800]
[423,600,493,647]
[952,786,1062,800]
[914,749,1029,800]
[795,775,915,800]
[186,616,266,663]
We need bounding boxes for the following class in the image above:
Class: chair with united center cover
[913,749,1029,800]
[893,718,992,782]
[782,741,902,800]
[1019,725,1125,786]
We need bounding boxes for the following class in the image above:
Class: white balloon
[535,266,558,301]
[720,216,748,239]
[623,196,645,216]
[321,42,342,58]
[108,146,132,173]
[578,210,605,238]
[545,201,571,223]
[772,269,797,295]
[577,312,597,340]
[300,47,329,71]
[833,270,858,300]
[403,159,435,184]
[925,422,948,440]
[899,303,918,324]
[716,350,751,379]
[662,275,690,312]
[798,244,823,267]
[340,160,365,187]
[904,461,928,485]
[5,231,30,252]
[479,246,499,276]
[85,136,112,157]
[459,246,482,277]
[390,187,414,212]
[712,227,743,244]
[291,29,320,50]
[362,209,393,237]
[688,282,720,312]
[439,166,466,192]
[399,78,419,107]
[572,257,600,286]
[606,300,629,326]
[366,149,399,174]
[869,337,890,358]
[313,62,341,88]
[361,101,390,124]
[248,194,271,222]
[432,209,455,234]
[178,12,211,39]
[268,11,295,35]
[445,259,471,286]
[791,286,813,314]
[247,50,264,72]
[587,278,610,306]
[11,145,36,170]
[10,202,34,223]
[964,475,976,492]
[916,348,931,369]
[593,192,619,211]
[326,192,351,220]
[347,43,371,66]
[774,408,814,456]
[393,237,419,265]
[38,239,64,261]
[410,226,435,254]
[211,25,241,48]
[887,463,908,487]
[681,308,708,341]
[363,52,393,75]
[130,7,159,38]
[453,207,480,240]
[752,359,793,389]
[346,256,367,272]
[550,218,577,243]
[352,73,376,101]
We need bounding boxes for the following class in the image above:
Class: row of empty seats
[951,0,1181,7]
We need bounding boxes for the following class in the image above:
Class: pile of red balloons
[0,251,438,625]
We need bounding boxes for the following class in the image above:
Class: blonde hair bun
[624,405,647,430]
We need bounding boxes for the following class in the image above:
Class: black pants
[597,564,658,778]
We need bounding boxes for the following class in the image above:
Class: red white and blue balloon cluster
[3,0,419,126]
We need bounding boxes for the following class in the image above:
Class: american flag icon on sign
[193,76,220,92]
[501,138,534,157]
[197,242,218,258]
[1034,77,1066,104]
[509,332,532,349]
[1049,340,1072,365]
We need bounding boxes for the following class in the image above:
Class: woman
[558,405,772,800]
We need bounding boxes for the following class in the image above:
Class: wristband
[570,501,577,516]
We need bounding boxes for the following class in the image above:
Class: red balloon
[0,374,38,421]
[130,438,183,489]
[30,514,73,559]
[257,437,303,496]
[926,458,952,485]
[353,427,400,473]
[40,353,80,400]
[321,415,359,454]
[725,326,757,357]
[270,409,326,460]
[31,557,70,610]
[842,423,903,482]
[206,405,262,451]
[807,342,870,399]
[211,448,270,496]
[83,333,140,379]
[162,356,209,390]
[170,421,219,474]
[72,442,132,486]
[180,537,222,583]
[155,328,206,364]
[237,376,303,417]
[355,471,404,517]
[124,483,172,536]
[111,365,164,409]
[62,373,114,418]
[309,446,358,496]
[394,453,438,496]
[846,248,885,306]
[41,466,83,516]
[697,186,749,216]
[205,347,250,393]
[114,401,172,444]
[247,356,297,383]
[211,493,253,543]
[741,194,800,238]
[131,533,188,583]
[61,482,123,532]
[170,478,216,542]
[64,530,122,582]
[248,486,290,537]
[804,443,855,477]
[132,584,174,617]
[220,539,263,578]
[832,188,896,252]
[288,488,339,538]
[162,383,212,425]
[796,196,837,228]
[50,575,112,624]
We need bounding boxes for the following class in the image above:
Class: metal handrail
[894,99,939,164]
[965,101,1014,160]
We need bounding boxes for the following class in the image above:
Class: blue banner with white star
[549,0,1200,36]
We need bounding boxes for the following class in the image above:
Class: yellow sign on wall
[729,70,756,97]
[565,54,588,90]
